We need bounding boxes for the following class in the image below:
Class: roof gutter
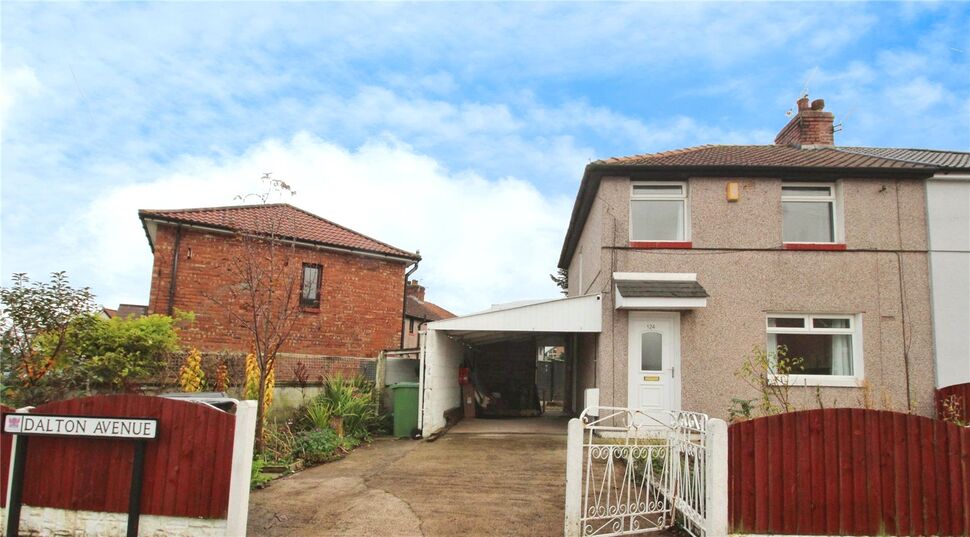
[557,162,939,269]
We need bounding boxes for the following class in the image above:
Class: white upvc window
[630,181,690,242]
[766,313,864,387]
[781,182,840,244]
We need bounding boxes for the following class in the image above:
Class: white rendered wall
[419,329,463,435]
[926,177,970,388]
[1,506,226,537]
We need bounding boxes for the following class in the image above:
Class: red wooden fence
[1,395,235,519]
[0,404,14,507]
[729,408,970,536]
[938,382,970,423]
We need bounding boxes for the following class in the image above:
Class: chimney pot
[774,94,835,148]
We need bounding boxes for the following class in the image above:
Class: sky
[1,2,968,315]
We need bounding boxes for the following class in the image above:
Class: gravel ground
[247,433,569,536]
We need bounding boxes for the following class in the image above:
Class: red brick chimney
[774,96,835,147]
[406,280,425,301]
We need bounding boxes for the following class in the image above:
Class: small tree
[204,175,308,452]
[731,345,805,419]
[549,268,568,295]
[0,272,96,403]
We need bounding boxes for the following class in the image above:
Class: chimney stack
[774,95,835,148]
[406,280,425,301]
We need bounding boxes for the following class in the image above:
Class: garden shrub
[304,374,384,440]
[293,428,345,465]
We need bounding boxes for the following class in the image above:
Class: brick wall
[147,224,407,359]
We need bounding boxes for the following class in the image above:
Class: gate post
[226,400,258,537]
[564,418,583,537]
[705,418,728,537]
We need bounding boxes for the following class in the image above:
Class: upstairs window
[766,313,863,387]
[300,263,322,308]
[782,183,836,243]
[630,182,689,242]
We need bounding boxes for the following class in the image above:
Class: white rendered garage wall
[926,176,970,388]
[419,329,463,435]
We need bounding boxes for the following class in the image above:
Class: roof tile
[140,204,418,259]
[598,145,938,170]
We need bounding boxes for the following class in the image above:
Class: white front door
[628,311,681,426]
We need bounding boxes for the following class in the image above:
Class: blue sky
[2,2,968,314]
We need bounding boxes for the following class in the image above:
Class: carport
[418,294,602,437]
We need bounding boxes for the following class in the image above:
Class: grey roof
[836,147,970,170]
[616,280,709,299]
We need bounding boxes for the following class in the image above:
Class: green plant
[293,428,345,465]
[250,457,274,489]
[0,272,96,404]
[306,374,383,440]
[728,397,754,422]
[51,311,190,391]
[733,345,804,418]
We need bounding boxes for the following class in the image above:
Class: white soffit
[428,294,602,333]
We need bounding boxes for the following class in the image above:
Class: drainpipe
[400,260,419,349]
[166,225,183,316]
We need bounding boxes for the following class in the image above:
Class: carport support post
[564,418,583,537]
[705,418,729,537]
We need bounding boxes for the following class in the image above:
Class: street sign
[2,413,158,440]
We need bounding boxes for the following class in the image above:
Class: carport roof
[428,293,602,335]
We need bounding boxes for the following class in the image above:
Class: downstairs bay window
[766,313,863,387]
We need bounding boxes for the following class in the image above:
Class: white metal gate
[564,407,728,537]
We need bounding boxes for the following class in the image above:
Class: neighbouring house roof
[615,280,709,299]
[836,147,970,169]
[405,295,456,322]
[558,145,970,269]
[139,203,419,261]
[103,304,148,319]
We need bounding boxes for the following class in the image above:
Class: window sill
[769,374,862,388]
[300,306,321,313]
[783,243,846,251]
[629,241,692,249]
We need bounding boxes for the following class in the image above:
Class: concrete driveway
[247,429,568,536]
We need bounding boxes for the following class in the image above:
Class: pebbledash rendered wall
[146,224,408,359]
[573,175,937,420]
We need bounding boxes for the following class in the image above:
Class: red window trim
[629,241,693,249]
[783,243,847,251]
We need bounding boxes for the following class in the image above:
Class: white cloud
[0,65,43,128]
[68,133,573,315]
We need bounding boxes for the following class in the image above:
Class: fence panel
[14,394,235,519]
[938,382,970,422]
[729,408,970,536]
[0,403,13,507]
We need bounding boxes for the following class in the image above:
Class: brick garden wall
[147,224,407,360]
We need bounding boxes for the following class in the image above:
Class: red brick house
[139,203,420,381]
[402,280,455,349]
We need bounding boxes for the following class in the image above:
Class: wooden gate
[729,408,970,536]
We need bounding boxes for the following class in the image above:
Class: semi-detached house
[418,96,969,435]
[140,203,420,382]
